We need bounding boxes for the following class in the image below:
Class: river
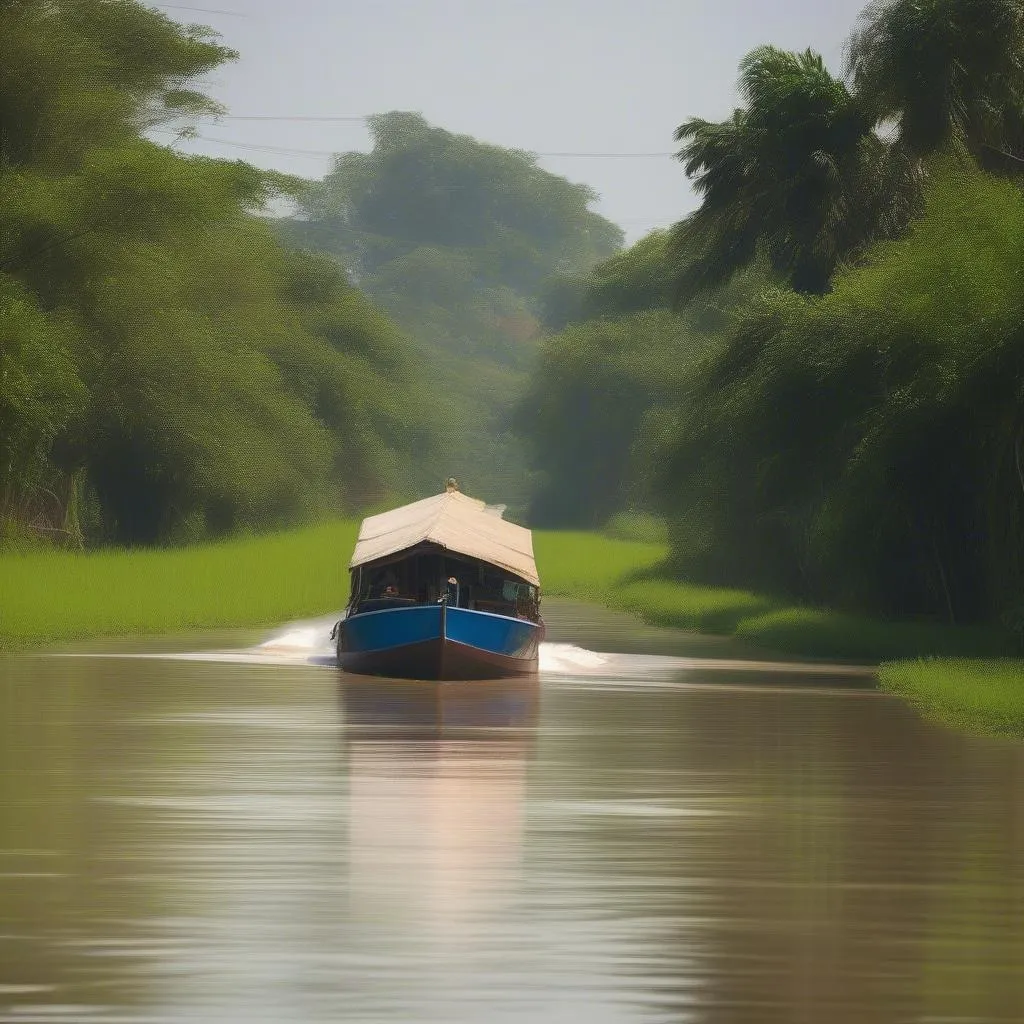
[2,600,1023,1022]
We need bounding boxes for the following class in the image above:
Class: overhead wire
[152,130,675,159]
[150,3,251,17]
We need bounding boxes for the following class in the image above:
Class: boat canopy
[348,490,540,587]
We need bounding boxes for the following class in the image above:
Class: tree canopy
[0,0,421,546]
[654,167,1024,623]
[670,45,920,298]
[283,112,623,513]
[848,0,1024,166]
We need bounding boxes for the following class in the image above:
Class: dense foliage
[656,169,1024,623]
[670,46,920,297]
[518,232,771,525]
[520,0,1024,631]
[283,112,623,513]
[0,0,419,546]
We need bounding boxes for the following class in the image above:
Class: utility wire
[220,115,370,122]
[155,130,675,159]
[150,3,251,16]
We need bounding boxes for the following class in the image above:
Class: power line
[220,115,369,122]
[158,131,675,159]
[150,3,251,16]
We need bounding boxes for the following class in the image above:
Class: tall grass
[0,525,667,651]
[0,521,358,651]
[878,659,1024,737]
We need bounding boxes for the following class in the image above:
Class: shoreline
[3,524,1021,737]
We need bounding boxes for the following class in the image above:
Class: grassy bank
[4,524,1021,738]
[1,522,1013,663]
[0,521,360,652]
[878,659,1024,737]
[0,524,666,652]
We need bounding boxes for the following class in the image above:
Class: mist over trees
[282,112,623,514]
[520,0,1024,625]
[1,0,419,546]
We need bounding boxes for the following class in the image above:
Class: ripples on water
[2,601,1024,1023]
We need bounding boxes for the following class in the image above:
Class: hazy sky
[157,0,872,242]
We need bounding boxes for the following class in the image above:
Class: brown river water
[2,600,1023,1023]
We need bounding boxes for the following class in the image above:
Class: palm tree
[671,47,918,298]
[847,0,1024,167]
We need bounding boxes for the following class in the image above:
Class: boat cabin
[345,487,542,624]
[348,543,540,621]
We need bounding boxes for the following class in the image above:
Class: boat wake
[57,614,613,676]
[55,614,874,687]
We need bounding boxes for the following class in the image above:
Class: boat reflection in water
[339,677,538,955]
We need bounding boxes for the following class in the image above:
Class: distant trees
[282,112,623,512]
[0,1,420,546]
[517,234,770,526]
[291,111,622,291]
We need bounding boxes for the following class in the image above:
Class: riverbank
[0,521,360,652]
[3,524,1021,736]
[0,523,666,652]
[606,567,1023,736]
[877,659,1024,737]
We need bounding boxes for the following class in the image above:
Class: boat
[333,481,543,680]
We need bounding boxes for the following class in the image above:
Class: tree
[848,0,1024,167]
[283,112,623,512]
[670,46,919,298]
[654,167,1024,623]
[0,1,423,545]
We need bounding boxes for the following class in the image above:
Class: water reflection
[3,612,1024,1023]
[340,678,537,994]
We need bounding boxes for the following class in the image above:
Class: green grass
[602,511,669,545]
[532,531,666,600]
[613,578,777,635]
[0,520,359,651]
[734,607,1016,663]
[878,659,1024,737]
[0,524,667,652]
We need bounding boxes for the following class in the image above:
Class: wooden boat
[333,483,543,680]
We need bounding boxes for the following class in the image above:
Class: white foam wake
[538,643,609,673]
[54,613,610,674]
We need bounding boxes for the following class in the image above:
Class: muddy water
[2,600,1023,1023]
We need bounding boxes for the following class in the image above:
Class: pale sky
[156,0,872,242]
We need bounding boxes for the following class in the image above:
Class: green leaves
[848,0,1024,163]
[0,1,423,546]
[671,46,901,298]
[655,167,1024,621]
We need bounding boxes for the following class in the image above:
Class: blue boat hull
[336,604,541,680]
